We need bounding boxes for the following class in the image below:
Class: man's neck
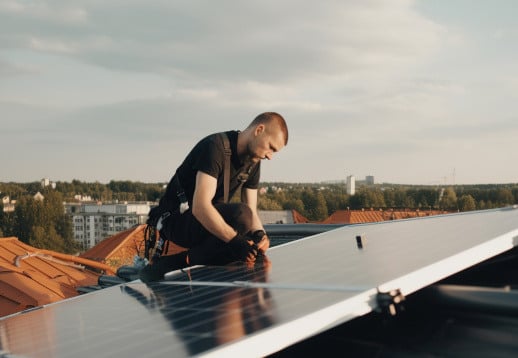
[236,130,248,161]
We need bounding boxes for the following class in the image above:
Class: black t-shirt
[160,130,260,211]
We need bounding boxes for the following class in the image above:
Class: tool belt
[144,175,189,262]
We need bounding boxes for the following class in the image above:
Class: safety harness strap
[219,132,231,203]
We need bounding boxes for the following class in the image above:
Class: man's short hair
[250,112,289,145]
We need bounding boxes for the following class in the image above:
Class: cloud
[0,58,39,77]
[1,1,446,83]
[0,1,87,23]
[1,1,516,184]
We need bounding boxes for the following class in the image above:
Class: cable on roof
[14,252,86,271]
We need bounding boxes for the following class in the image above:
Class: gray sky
[1,0,517,185]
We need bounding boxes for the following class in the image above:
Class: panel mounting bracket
[376,288,405,316]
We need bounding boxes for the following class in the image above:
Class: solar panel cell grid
[1,207,517,357]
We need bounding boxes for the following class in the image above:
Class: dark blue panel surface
[0,263,358,357]
[1,207,518,357]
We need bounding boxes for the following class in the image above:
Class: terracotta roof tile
[321,209,451,224]
[292,210,310,223]
[0,237,111,317]
[80,225,146,268]
[80,225,186,271]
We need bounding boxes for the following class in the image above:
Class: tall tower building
[346,175,356,195]
[41,178,50,188]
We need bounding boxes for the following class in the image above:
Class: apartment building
[64,202,152,250]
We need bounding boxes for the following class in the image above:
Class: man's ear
[254,124,265,136]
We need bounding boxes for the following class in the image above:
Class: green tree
[145,184,165,202]
[364,189,386,208]
[13,196,40,243]
[258,196,283,210]
[282,198,305,213]
[413,189,438,209]
[322,189,349,214]
[512,187,518,204]
[12,192,78,254]
[439,187,458,210]
[30,225,65,251]
[301,189,328,221]
[495,188,514,206]
[0,209,15,237]
[383,189,396,207]
[393,188,414,208]
[458,194,476,212]
[0,183,27,200]
[349,188,386,209]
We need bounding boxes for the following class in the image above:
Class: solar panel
[1,207,517,357]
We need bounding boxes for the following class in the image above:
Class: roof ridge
[109,225,144,258]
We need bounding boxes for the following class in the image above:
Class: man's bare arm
[242,187,270,253]
[242,187,263,231]
[191,171,238,243]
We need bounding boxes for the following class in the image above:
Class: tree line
[0,180,165,203]
[0,188,77,253]
[1,180,517,252]
[256,183,518,221]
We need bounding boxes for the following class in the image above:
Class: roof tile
[0,237,109,317]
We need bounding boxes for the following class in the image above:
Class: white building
[34,192,45,201]
[346,175,356,195]
[1,196,15,213]
[41,178,56,189]
[65,202,152,250]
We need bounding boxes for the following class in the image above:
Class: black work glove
[246,229,270,260]
[247,230,266,244]
[227,234,258,262]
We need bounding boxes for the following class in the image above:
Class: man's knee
[233,203,254,232]
[216,203,253,233]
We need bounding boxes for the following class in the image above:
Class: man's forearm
[192,204,237,243]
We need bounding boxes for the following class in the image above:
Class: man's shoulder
[189,131,236,159]
[198,130,237,148]
[198,130,235,141]
[192,132,221,151]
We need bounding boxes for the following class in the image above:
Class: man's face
[247,124,285,163]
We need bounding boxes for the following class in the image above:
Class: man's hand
[256,234,270,254]
[247,230,270,254]
[228,234,258,262]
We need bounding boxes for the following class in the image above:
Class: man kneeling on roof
[139,112,289,282]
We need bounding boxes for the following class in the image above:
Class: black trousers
[161,202,254,265]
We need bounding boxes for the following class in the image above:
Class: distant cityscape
[1,174,372,250]
[53,175,374,249]
[2,176,517,251]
